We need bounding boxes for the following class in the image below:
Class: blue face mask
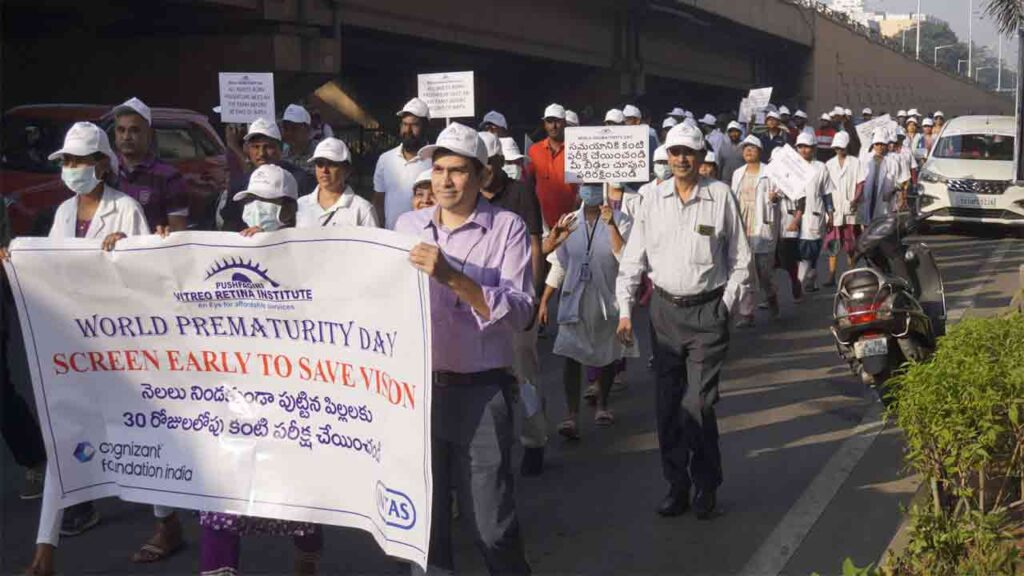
[579,185,604,207]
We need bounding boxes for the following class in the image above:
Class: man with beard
[373,97,433,229]
[527,104,578,230]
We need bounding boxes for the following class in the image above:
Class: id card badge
[578,261,593,283]
[696,224,715,237]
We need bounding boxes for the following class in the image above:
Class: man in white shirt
[794,132,834,294]
[824,132,865,286]
[373,98,432,229]
[861,131,909,223]
[615,123,750,520]
[297,138,378,228]
[715,121,745,182]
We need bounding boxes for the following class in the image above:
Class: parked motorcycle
[830,212,946,391]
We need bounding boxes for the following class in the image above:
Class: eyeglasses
[314,159,343,169]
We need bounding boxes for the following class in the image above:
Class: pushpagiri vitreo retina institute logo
[173,257,313,304]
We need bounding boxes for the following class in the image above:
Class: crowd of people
[0,93,949,575]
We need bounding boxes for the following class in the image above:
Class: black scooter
[830,212,946,390]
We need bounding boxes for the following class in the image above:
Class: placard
[763,144,816,200]
[5,228,432,569]
[856,114,899,148]
[218,73,275,124]
[747,87,773,113]
[564,125,650,183]
[417,71,474,119]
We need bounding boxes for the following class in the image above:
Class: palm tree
[984,0,1024,179]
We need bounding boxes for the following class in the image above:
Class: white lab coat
[49,186,149,239]
[826,154,866,226]
[547,209,637,366]
[798,160,833,241]
[730,164,780,254]
[860,154,908,223]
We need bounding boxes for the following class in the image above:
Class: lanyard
[584,215,600,256]
[321,209,338,227]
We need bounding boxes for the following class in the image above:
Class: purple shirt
[117,156,189,228]
[395,199,535,374]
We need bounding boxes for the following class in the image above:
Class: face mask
[243,200,283,231]
[579,186,604,207]
[653,164,672,181]
[502,164,522,181]
[61,165,101,196]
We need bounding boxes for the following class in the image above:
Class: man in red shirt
[527,104,578,230]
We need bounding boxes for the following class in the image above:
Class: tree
[984,0,1023,180]
[984,0,1023,35]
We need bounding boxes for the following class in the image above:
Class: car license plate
[951,193,998,208]
[854,337,888,359]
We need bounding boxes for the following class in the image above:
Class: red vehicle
[1,104,228,236]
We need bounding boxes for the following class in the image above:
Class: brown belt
[654,285,725,308]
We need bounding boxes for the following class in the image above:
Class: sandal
[583,382,598,405]
[595,410,615,426]
[131,517,184,563]
[557,418,580,440]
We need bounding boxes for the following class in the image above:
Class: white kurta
[548,209,637,366]
[798,160,833,241]
[296,185,379,228]
[730,164,780,254]
[860,154,908,223]
[826,155,866,226]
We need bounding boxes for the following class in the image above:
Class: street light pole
[958,58,968,75]
[998,34,1003,92]
[1015,24,1024,182]
[968,0,973,78]
[934,43,955,66]
[916,0,922,60]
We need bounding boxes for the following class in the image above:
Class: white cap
[478,131,502,159]
[398,98,430,119]
[604,108,625,124]
[897,109,907,117]
[741,134,762,149]
[704,151,718,165]
[282,104,311,125]
[664,123,705,150]
[922,118,934,127]
[48,121,119,172]
[796,132,816,147]
[623,105,642,119]
[726,120,742,132]
[500,137,523,161]
[543,103,566,120]
[778,106,791,116]
[309,137,351,163]
[906,116,920,125]
[766,111,781,121]
[831,131,850,150]
[212,105,222,114]
[820,113,832,121]
[871,130,889,145]
[889,131,900,143]
[682,117,698,128]
[414,168,433,187]
[830,106,845,117]
[480,110,508,130]
[565,110,580,127]
[669,107,686,117]
[113,97,152,125]
[794,110,808,119]
[684,110,695,119]
[844,108,852,116]
[418,122,488,165]
[933,110,945,118]
[662,117,678,129]
[907,108,920,117]
[653,144,668,163]
[244,117,282,141]
[862,107,873,115]
[699,113,717,126]
[232,164,298,202]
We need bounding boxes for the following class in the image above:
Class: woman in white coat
[731,135,780,325]
[538,184,636,438]
[24,121,149,576]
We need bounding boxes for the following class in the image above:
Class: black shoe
[656,489,690,517]
[693,489,717,520]
[520,447,544,477]
[60,501,100,537]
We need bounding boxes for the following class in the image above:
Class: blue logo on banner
[376,481,417,530]
[205,258,280,287]
[73,442,95,463]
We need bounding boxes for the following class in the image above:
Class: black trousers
[0,272,46,469]
[649,291,730,494]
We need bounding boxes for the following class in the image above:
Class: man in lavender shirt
[396,122,534,575]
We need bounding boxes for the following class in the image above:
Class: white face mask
[61,165,101,196]
[242,200,283,231]
[653,164,672,181]
[502,164,522,181]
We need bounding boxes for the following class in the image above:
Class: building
[871,13,947,38]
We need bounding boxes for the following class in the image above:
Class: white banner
[4,228,432,568]
[218,73,276,124]
[764,144,815,200]
[746,87,773,114]
[855,114,898,147]
[417,71,475,119]
[564,125,650,183]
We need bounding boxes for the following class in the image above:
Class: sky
[864,0,1018,70]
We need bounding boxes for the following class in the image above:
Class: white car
[917,115,1022,226]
